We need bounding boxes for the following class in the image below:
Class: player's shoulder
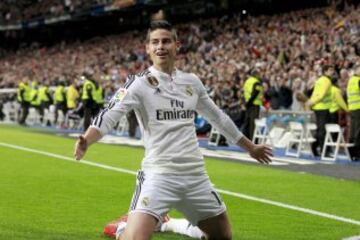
[175,69,202,85]
[124,69,151,89]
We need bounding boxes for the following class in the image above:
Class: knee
[221,232,232,240]
[120,223,153,240]
[120,231,151,240]
[207,231,232,240]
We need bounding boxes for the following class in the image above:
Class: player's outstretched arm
[237,136,273,164]
[74,127,103,160]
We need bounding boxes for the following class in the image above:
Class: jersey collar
[149,66,177,81]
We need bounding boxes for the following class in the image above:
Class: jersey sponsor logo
[156,109,195,120]
[147,76,159,87]
[113,88,127,102]
[185,85,193,96]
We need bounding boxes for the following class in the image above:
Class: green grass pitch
[0,124,359,239]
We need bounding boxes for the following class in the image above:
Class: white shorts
[128,170,226,226]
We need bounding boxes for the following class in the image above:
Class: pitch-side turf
[0,124,359,240]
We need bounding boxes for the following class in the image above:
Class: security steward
[243,69,264,140]
[347,64,360,161]
[329,78,348,124]
[67,79,80,111]
[38,80,53,124]
[93,81,105,110]
[81,73,100,130]
[30,80,41,119]
[54,80,67,126]
[306,65,334,156]
[17,77,32,125]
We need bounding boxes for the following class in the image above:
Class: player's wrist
[79,135,88,150]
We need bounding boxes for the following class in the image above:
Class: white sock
[115,222,127,240]
[161,218,206,239]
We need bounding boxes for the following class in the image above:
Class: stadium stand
[0,0,359,161]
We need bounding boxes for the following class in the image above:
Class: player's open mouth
[156,52,168,57]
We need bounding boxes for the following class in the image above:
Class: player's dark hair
[146,20,177,42]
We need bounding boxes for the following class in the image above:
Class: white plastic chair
[321,124,354,161]
[26,107,40,125]
[305,123,317,140]
[208,127,221,146]
[43,105,56,127]
[252,118,269,144]
[116,115,129,136]
[285,122,316,158]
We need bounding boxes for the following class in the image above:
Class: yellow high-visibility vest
[347,75,360,111]
[243,76,263,106]
[38,86,51,103]
[30,88,40,106]
[329,85,348,113]
[54,85,65,104]
[310,76,332,110]
[67,85,79,109]
[81,80,96,100]
[17,82,32,102]
[93,86,104,104]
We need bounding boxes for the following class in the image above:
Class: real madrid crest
[147,76,159,87]
[185,85,193,96]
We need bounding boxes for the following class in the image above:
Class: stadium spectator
[291,78,307,111]
[0,0,113,24]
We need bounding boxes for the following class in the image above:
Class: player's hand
[249,144,273,164]
[74,135,88,160]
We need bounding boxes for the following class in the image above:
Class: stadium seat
[305,123,317,143]
[268,127,285,147]
[252,118,269,144]
[116,115,129,136]
[27,108,40,125]
[321,124,354,161]
[43,105,56,127]
[3,102,19,123]
[208,127,221,146]
[65,111,83,130]
[285,121,316,158]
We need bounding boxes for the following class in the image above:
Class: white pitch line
[0,142,137,176]
[1,141,360,227]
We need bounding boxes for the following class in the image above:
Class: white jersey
[91,66,243,174]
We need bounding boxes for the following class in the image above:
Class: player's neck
[153,63,175,76]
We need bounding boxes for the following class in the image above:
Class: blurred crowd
[0,4,360,113]
[0,0,113,24]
